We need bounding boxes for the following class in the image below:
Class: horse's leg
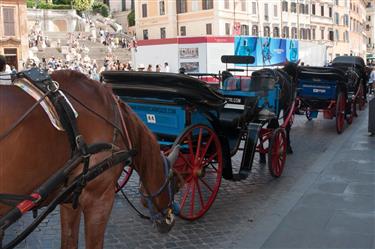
[283,108,293,154]
[285,122,293,154]
[60,204,82,249]
[81,183,116,249]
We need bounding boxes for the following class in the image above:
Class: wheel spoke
[190,180,196,217]
[179,181,192,211]
[186,132,195,160]
[202,152,218,167]
[199,178,214,193]
[198,133,214,165]
[196,178,205,208]
[178,151,194,169]
[194,128,203,164]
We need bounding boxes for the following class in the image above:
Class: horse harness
[0,68,136,248]
[0,69,177,248]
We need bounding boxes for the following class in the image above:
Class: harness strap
[111,94,132,150]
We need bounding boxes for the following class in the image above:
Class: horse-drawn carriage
[104,56,298,220]
[296,56,367,134]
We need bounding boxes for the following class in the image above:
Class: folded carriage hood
[102,71,226,109]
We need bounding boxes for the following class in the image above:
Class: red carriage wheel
[268,128,287,177]
[172,124,222,220]
[336,92,346,134]
[115,165,133,193]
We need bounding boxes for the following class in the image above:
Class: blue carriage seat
[240,78,252,91]
[222,77,240,90]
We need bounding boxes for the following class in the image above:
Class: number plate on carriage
[146,114,156,124]
[225,97,244,104]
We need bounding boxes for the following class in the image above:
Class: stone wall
[27,8,84,32]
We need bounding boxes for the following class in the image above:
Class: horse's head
[138,145,180,233]
[282,60,300,80]
[117,100,180,233]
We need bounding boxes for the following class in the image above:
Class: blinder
[140,152,179,224]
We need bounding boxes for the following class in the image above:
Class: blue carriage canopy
[102,71,226,109]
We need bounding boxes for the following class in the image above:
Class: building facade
[349,0,367,58]
[366,1,375,63]
[0,0,28,70]
[134,0,368,61]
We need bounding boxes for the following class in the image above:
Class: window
[143,29,148,40]
[224,0,229,9]
[252,2,257,14]
[252,25,258,36]
[273,27,279,37]
[142,4,147,17]
[282,1,288,12]
[335,0,339,5]
[202,0,213,10]
[192,0,199,11]
[312,28,316,40]
[291,27,297,39]
[304,4,309,14]
[329,7,332,17]
[225,23,230,35]
[160,27,166,39]
[329,30,334,41]
[334,13,339,24]
[321,5,324,16]
[180,26,186,36]
[334,30,339,41]
[241,0,246,11]
[299,3,304,14]
[206,23,212,35]
[282,26,289,38]
[291,2,297,13]
[321,29,325,40]
[241,25,249,35]
[306,29,311,40]
[264,26,270,37]
[274,5,278,17]
[177,0,187,13]
[159,1,165,15]
[3,7,15,36]
[344,15,349,26]
[264,4,269,21]
[312,4,315,15]
[300,28,305,39]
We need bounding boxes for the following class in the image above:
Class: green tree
[71,0,93,11]
[128,10,135,27]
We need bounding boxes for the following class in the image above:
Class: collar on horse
[16,68,79,152]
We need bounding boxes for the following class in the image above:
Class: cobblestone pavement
[5,107,371,249]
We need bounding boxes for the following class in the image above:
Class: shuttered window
[3,7,16,36]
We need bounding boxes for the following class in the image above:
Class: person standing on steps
[0,55,12,85]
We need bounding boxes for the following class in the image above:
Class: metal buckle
[47,80,59,93]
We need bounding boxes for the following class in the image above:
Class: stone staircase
[35,31,132,66]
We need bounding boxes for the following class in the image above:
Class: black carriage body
[103,71,237,179]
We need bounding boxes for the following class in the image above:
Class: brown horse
[0,70,176,249]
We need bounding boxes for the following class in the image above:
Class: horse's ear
[296,59,301,65]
